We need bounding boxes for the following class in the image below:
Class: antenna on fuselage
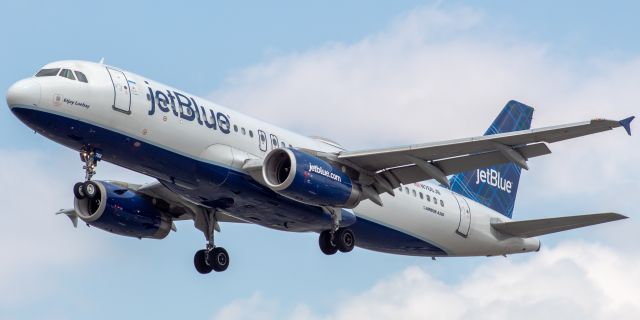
[98,57,105,64]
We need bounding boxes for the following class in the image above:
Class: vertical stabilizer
[449,100,534,218]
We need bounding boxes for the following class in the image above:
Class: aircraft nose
[6,78,41,108]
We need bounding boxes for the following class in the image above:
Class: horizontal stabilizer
[491,212,627,238]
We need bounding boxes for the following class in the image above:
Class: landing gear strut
[319,208,356,255]
[194,209,230,274]
[80,146,101,181]
[73,146,102,200]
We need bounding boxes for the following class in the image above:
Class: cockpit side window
[35,68,60,77]
[59,69,76,80]
[74,71,88,83]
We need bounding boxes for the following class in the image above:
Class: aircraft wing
[134,181,248,224]
[56,180,247,234]
[491,212,628,238]
[66,180,247,224]
[338,117,634,189]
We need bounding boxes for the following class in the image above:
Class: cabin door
[106,67,131,114]
[453,193,471,237]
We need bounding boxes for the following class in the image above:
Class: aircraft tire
[336,228,355,253]
[194,249,213,274]
[83,181,99,199]
[73,182,86,199]
[208,247,230,272]
[319,230,338,255]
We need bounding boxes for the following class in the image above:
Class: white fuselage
[7,60,540,257]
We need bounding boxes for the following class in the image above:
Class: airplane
[5,60,633,274]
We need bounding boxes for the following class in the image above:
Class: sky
[1,1,639,319]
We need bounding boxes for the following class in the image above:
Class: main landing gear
[319,228,355,255]
[319,208,356,255]
[73,146,102,200]
[193,209,230,274]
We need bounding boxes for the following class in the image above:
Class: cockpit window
[59,69,76,80]
[74,71,88,83]
[35,68,60,77]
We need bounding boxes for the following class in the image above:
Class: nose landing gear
[80,146,101,181]
[73,146,102,200]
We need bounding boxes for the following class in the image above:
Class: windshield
[35,68,60,77]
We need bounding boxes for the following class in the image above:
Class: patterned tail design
[449,100,534,218]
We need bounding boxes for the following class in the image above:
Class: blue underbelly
[10,106,446,256]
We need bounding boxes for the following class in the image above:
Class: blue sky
[1,1,639,319]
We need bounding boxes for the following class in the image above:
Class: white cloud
[0,142,158,307]
[208,9,640,318]
[213,293,279,320]
[2,4,636,319]
[211,5,639,202]
[0,150,123,306]
[212,242,640,320]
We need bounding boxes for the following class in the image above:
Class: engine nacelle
[74,181,173,239]
[262,148,361,208]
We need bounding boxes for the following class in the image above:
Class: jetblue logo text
[147,87,231,134]
[475,168,512,193]
[308,164,342,182]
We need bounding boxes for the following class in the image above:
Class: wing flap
[386,143,551,185]
[491,212,627,238]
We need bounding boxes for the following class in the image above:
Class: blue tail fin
[449,100,534,218]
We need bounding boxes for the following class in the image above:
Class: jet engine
[262,148,361,208]
[73,180,173,239]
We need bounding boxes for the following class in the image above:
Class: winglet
[619,116,634,136]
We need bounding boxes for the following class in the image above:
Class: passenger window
[404,187,409,194]
[440,200,444,207]
[74,71,88,83]
[241,128,246,135]
[426,195,431,202]
[249,130,254,138]
[412,190,417,197]
[419,192,424,199]
[233,125,238,132]
[35,68,60,77]
[433,197,438,204]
